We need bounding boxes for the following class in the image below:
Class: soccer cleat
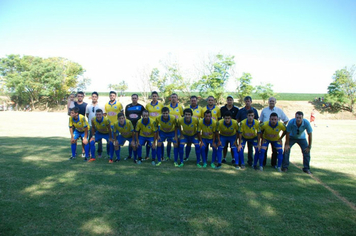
[69,156,76,160]
[109,160,113,163]
[210,163,216,168]
[156,162,162,166]
[241,165,245,170]
[303,169,312,174]
[134,159,142,165]
[277,167,282,172]
[114,159,120,162]
[215,164,222,170]
[124,156,132,161]
[259,166,263,171]
[88,158,96,162]
[81,153,85,158]
[231,159,235,164]
[178,163,184,167]
[222,158,226,163]
[174,162,179,167]
[84,158,88,161]
[165,157,170,161]
[151,161,156,166]
[183,157,189,162]
[203,163,207,168]
[235,166,241,170]
[98,154,102,158]
[197,164,202,168]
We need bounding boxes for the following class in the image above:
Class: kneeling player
[69,107,90,160]
[156,107,178,166]
[237,110,261,170]
[113,113,136,163]
[89,109,114,162]
[259,112,286,171]
[216,111,239,169]
[177,108,201,167]
[198,110,218,168]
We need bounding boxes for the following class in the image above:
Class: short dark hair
[204,110,212,116]
[117,112,125,119]
[171,93,178,98]
[151,91,158,96]
[131,94,138,98]
[224,111,232,117]
[190,95,197,100]
[142,110,149,115]
[270,112,278,118]
[92,91,99,96]
[296,111,304,117]
[109,91,117,95]
[247,110,254,115]
[71,107,79,114]
[77,91,84,96]
[244,96,252,102]
[162,107,169,113]
[96,109,103,113]
[183,108,193,116]
[207,96,214,100]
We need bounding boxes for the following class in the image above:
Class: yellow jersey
[156,115,177,133]
[92,117,111,134]
[238,119,261,139]
[135,118,157,138]
[105,101,123,124]
[167,103,184,119]
[260,121,286,141]
[217,120,239,137]
[198,118,217,139]
[202,105,221,120]
[190,105,203,119]
[69,114,89,132]
[178,117,199,137]
[113,119,134,138]
[145,101,164,119]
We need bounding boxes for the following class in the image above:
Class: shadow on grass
[0,137,356,235]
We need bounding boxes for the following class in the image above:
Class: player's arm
[90,119,96,142]
[238,133,243,152]
[83,126,88,145]
[305,132,312,153]
[197,131,204,148]
[284,132,290,152]
[69,126,76,144]
[257,133,262,150]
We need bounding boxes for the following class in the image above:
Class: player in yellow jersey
[177,108,201,167]
[135,110,158,165]
[165,93,184,160]
[156,107,178,166]
[105,91,123,124]
[89,109,114,163]
[68,107,90,161]
[197,110,218,168]
[202,96,221,120]
[113,113,136,163]
[216,111,239,169]
[259,112,287,172]
[237,110,261,170]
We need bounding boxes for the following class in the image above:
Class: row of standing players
[68,91,313,174]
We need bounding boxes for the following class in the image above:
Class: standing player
[283,111,313,174]
[237,110,261,170]
[135,110,158,165]
[68,107,90,160]
[125,94,145,160]
[177,108,201,167]
[203,96,221,120]
[216,111,239,169]
[89,109,114,163]
[198,110,218,168]
[156,107,178,166]
[259,112,287,172]
[112,113,136,163]
[145,91,164,160]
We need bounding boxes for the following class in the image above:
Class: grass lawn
[0,112,355,235]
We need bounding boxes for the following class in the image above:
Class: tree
[193,54,235,104]
[255,83,274,104]
[326,65,356,112]
[107,83,113,91]
[112,81,128,96]
[236,72,254,104]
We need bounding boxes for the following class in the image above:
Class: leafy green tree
[236,72,254,104]
[112,81,128,96]
[254,83,274,104]
[326,65,356,112]
[193,54,235,104]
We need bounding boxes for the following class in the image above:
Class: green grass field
[0,112,355,235]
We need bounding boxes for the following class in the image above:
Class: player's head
[204,109,212,121]
[162,107,169,119]
[207,96,215,106]
[151,91,159,102]
[227,95,234,106]
[171,93,178,104]
[70,107,79,118]
[190,95,198,107]
[223,111,232,124]
[295,111,304,125]
[76,91,85,102]
[117,112,125,124]
[142,110,149,119]
[183,108,192,120]
[269,112,278,125]
[109,91,117,102]
[244,96,252,107]
[268,97,276,108]
[95,108,104,120]
[131,94,139,104]
[247,110,255,121]
[91,91,99,103]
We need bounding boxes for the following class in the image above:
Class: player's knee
[277,149,283,155]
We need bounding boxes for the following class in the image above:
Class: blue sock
[152,148,156,161]
[253,147,259,167]
[235,148,242,165]
[201,145,207,164]
[161,143,165,157]
[167,143,171,158]
[217,146,223,164]
[146,144,150,157]
[195,145,201,163]
[128,145,133,157]
[71,143,76,157]
[157,146,162,162]
[179,144,184,163]
[174,147,178,163]
[277,149,283,167]
[109,142,114,160]
[133,150,138,161]
[259,149,266,167]
[137,145,142,159]
[90,140,96,159]
[115,146,120,160]
[185,145,191,158]
[84,143,89,158]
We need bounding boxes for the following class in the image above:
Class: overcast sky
[1,0,355,93]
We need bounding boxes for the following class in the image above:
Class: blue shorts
[158,131,177,143]
[95,132,110,142]
[262,139,282,148]
[220,135,237,148]
[180,135,199,145]
[117,135,132,146]
[241,137,258,147]
[74,130,88,140]
[139,136,154,146]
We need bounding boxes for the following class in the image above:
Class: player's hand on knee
[284,144,290,152]
[83,138,88,145]
[238,144,242,152]
[71,138,76,144]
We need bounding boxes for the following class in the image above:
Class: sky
[0,0,355,94]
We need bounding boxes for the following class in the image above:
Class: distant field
[0,112,355,235]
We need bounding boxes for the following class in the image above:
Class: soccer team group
[68,91,313,174]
